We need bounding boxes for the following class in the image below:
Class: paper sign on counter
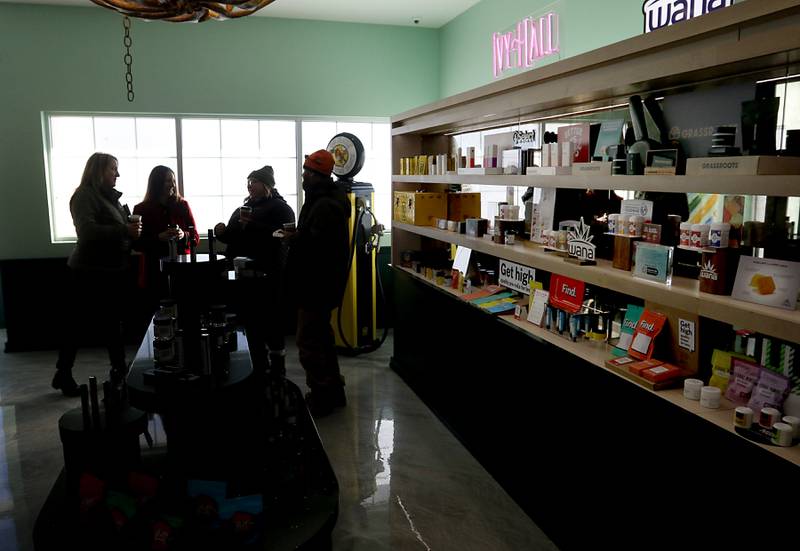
[527,289,550,326]
[453,246,472,275]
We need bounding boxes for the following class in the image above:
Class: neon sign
[492,12,559,79]
[643,0,734,34]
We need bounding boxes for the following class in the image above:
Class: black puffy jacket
[288,178,351,310]
[217,190,295,277]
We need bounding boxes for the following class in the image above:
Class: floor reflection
[0,331,557,551]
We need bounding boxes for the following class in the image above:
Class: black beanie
[248,165,275,189]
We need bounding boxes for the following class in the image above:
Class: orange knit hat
[303,149,335,176]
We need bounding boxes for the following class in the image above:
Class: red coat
[133,199,199,289]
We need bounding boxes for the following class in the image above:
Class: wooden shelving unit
[391,174,800,197]
[396,265,800,467]
[393,221,800,344]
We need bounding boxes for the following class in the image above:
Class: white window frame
[42,112,390,244]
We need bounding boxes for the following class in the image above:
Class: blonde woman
[52,153,141,396]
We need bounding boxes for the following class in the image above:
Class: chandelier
[90,0,277,22]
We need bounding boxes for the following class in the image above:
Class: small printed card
[527,289,550,326]
[732,256,800,311]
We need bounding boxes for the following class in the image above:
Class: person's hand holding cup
[239,206,253,224]
[274,221,296,240]
[128,214,142,239]
[214,222,227,238]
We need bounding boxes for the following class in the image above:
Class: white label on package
[631,332,653,355]
[617,332,635,352]
[621,199,654,221]
[679,318,696,352]
[649,366,669,375]
[499,259,536,295]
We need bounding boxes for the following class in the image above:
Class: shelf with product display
[391,174,800,197]
[389,2,800,548]
[394,264,800,467]
[393,221,800,344]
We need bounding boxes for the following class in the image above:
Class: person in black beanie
[215,165,295,374]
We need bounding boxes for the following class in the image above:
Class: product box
[685,156,800,176]
[629,358,664,376]
[465,218,489,237]
[572,162,613,176]
[392,191,447,226]
[447,192,481,222]
[557,123,592,164]
[525,166,572,176]
[641,363,686,383]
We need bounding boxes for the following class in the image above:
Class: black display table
[34,320,338,550]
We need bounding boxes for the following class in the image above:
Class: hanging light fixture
[90,0,277,22]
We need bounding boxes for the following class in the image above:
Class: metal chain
[123,16,134,102]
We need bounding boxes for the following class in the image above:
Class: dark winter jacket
[67,184,132,272]
[217,190,295,277]
[288,178,351,310]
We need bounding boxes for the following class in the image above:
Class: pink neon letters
[492,12,559,79]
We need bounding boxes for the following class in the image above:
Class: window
[44,115,391,243]
[46,115,177,242]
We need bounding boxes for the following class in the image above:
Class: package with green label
[613,304,644,356]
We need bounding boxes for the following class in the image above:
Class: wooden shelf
[392,174,800,197]
[392,0,800,135]
[393,221,800,344]
[395,265,800,467]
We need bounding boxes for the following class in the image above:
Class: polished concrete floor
[0,329,557,551]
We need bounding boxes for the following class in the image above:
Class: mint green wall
[439,0,745,98]
[0,3,440,259]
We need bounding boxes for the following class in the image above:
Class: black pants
[56,268,127,373]
[238,278,286,371]
[296,308,342,390]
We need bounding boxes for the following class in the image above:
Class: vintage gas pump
[327,133,385,352]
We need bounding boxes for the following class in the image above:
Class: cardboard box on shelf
[447,193,481,222]
[392,191,447,226]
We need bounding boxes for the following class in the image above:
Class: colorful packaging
[106,491,137,531]
[708,349,750,392]
[628,310,668,360]
[219,495,264,546]
[747,369,791,413]
[724,358,761,405]
[614,304,644,355]
[188,480,227,526]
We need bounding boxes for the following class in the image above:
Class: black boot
[51,370,80,397]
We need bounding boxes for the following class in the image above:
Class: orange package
[628,310,668,361]
[642,363,685,383]
[628,359,664,376]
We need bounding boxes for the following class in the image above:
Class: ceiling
[0,0,483,27]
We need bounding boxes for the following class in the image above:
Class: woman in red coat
[133,166,199,310]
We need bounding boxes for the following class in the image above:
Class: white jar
[709,222,730,248]
[690,224,710,248]
[679,222,692,246]
[683,379,703,401]
[700,386,721,409]
[772,422,794,447]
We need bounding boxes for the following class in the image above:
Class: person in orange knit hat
[286,149,351,416]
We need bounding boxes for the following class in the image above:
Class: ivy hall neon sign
[492,12,560,79]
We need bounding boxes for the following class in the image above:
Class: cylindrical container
[679,222,692,247]
[505,232,516,245]
[159,299,178,320]
[153,338,176,365]
[782,415,800,439]
[153,314,175,341]
[700,386,721,409]
[447,220,458,232]
[556,229,568,250]
[683,379,703,401]
[618,215,629,236]
[709,222,730,248]
[547,230,557,249]
[628,215,644,237]
[690,224,710,248]
[734,406,754,429]
[772,422,794,447]
[699,249,731,295]
[608,214,619,235]
[467,147,476,168]
[759,407,781,429]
